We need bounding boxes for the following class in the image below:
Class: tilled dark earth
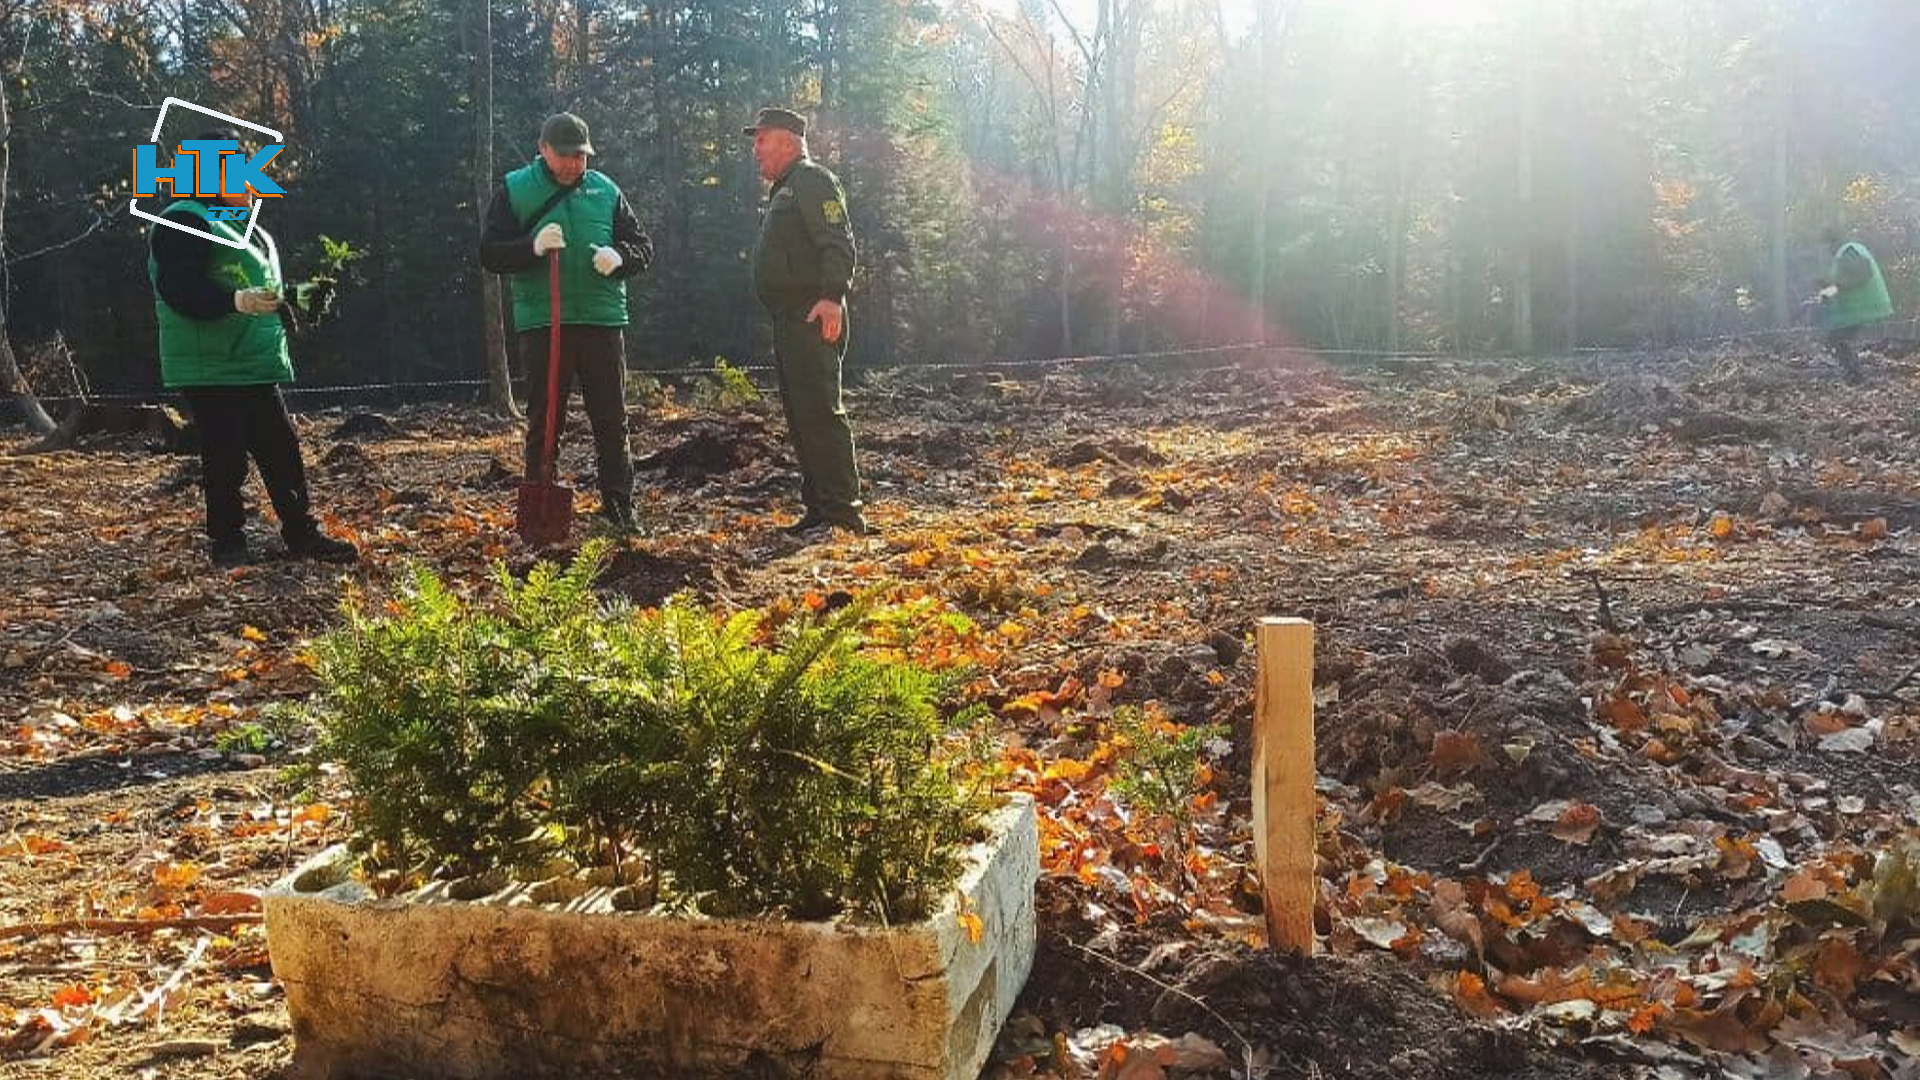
[5,341,1920,1079]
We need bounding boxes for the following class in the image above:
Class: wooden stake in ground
[1253,617,1315,954]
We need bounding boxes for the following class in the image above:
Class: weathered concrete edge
[265,794,1038,1080]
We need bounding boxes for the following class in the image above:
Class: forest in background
[0,0,1916,407]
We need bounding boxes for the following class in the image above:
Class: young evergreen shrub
[310,542,994,921]
[312,549,620,878]
[1108,705,1225,827]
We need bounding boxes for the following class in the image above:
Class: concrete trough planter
[265,795,1038,1080]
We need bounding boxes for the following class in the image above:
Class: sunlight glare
[1372,0,1498,27]
[970,0,1491,34]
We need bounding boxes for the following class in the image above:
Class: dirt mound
[1013,881,1627,1080]
[1050,439,1168,469]
[596,548,717,607]
[635,417,786,482]
[865,427,981,469]
[329,412,399,440]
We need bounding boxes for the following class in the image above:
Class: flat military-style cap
[540,112,595,155]
[742,107,807,138]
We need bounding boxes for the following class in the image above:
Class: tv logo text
[133,138,286,219]
[130,98,286,247]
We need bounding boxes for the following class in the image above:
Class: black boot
[784,512,872,540]
[597,492,638,532]
[286,523,359,563]
[781,511,830,536]
[209,535,253,568]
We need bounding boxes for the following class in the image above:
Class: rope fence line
[11,319,1920,409]
[10,342,1279,406]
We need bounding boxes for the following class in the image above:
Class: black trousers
[520,324,632,499]
[180,384,318,544]
[1827,326,1863,380]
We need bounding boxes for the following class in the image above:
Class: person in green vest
[1814,227,1894,384]
[148,127,358,568]
[743,106,870,539]
[478,112,654,531]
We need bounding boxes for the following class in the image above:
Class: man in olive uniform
[149,126,358,568]
[744,106,869,537]
[479,112,654,529]
[1814,227,1894,384]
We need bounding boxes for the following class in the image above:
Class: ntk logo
[129,98,285,249]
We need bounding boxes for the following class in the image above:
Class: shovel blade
[515,480,574,547]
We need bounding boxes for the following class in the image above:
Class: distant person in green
[744,106,869,538]
[148,126,358,568]
[1814,227,1893,384]
[478,112,654,531]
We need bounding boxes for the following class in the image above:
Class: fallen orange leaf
[153,861,203,892]
[199,890,264,916]
[1451,971,1502,1019]
[1626,1002,1666,1034]
[1602,694,1649,732]
[1781,870,1829,903]
[0,834,67,858]
[1812,936,1867,999]
[1669,989,1770,1055]
[1551,803,1604,845]
[1431,731,1486,777]
[957,896,984,944]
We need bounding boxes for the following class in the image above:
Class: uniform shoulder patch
[821,199,846,224]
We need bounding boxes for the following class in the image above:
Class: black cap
[540,112,594,155]
[743,107,807,138]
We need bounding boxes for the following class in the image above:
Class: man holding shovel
[480,112,654,531]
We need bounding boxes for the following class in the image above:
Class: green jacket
[504,160,628,329]
[752,158,857,310]
[148,200,293,389]
[1821,241,1894,331]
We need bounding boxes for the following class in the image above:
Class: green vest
[503,161,628,330]
[148,200,293,389]
[1823,241,1894,330]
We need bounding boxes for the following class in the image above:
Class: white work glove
[533,222,566,256]
[591,245,623,276]
[233,287,281,315]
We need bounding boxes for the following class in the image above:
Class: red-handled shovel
[514,251,573,546]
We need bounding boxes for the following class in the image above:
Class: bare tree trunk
[1769,71,1792,331]
[1563,2,1586,353]
[1565,221,1580,353]
[1512,0,1536,356]
[1385,15,1407,355]
[1251,0,1272,343]
[1247,1,1296,345]
[0,319,54,434]
[1057,252,1074,353]
[819,0,843,114]
[0,38,52,434]
[1387,172,1405,355]
[463,0,518,417]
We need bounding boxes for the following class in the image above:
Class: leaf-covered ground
[5,342,1920,1080]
